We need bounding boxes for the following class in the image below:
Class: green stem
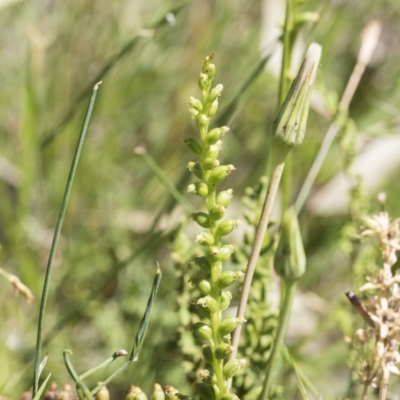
[32,82,102,396]
[230,146,288,361]
[259,279,297,400]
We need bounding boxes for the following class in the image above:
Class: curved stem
[259,279,297,400]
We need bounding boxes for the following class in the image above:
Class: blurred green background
[1,0,400,398]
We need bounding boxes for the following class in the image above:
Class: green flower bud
[196,231,214,246]
[190,277,211,295]
[199,73,209,90]
[221,394,240,400]
[207,100,219,117]
[274,207,306,282]
[219,291,232,310]
[208,84,223,102]
[272,43,321,152]
[215,219,241,237]
[125,386,147,400]
[192,383,216,400]
[193,322,213,340]
[218,271,244,289]
[193,256,211,272]
[219,317,246,337]
[151,384,165,400]
[215,343,234,359]
[202,345,214,364]
[195,114,210,129]
[209,205,225,220]
[209,165,236,185]
[95,385,110,400]
[182,137,203,155]
[187,182,208,197]
[189,108,199,118]
[187,162,204,180]
[197,295,219,313]
[207,141,222,159]
[188,97,203,111]
[220,245,235,261]
[192,212,211,228]
[164,386,179,400]
[216,189,233,207]
[223,359,246,379]
[203,158,220,170]
[205,127,229,145]
[202,53,215,78]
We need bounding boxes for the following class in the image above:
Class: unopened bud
[209,84,223,102]
[209,165,235,185]
[192,212,211,228]
[187,162,204,180]
[272,43,321,153]
[190,277,211,295]
[189,97,203,111]
[219,317,246,337]
[125,386,147,400]
[215,343,234,359]
[274,207,306,282]
[220,291,232,310]
[202,345,214,364]
[192,322,213,340]
[216,189,233,207]
[193,256,211,272]
[196,231,215,246]
[209,205,225,220]
[151,384,165,400]
[205,127,229,145]
[215,219,241,237]
[187,182,208,197]
[223,359,246,379]
[197,295,219,313]
[95,385,110,400]
[195,114,210,129]
[218,271,244,289]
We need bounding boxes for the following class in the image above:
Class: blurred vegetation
[1,0,400,398]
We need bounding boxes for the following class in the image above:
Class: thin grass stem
[32,82,102,396]
[259,280,297,400]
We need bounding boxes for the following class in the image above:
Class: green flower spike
[272,42,322,155]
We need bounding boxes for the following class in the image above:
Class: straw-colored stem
[230,147,287,361]
[32,82,101,396]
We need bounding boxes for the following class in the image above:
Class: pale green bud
[199,73,208,90]
[207,141,222,159]
[216,189,233,207]
[202,345,214,364]
[164,386,179,400]
[190,277,211,295]
[151,384,165,400]
[203,158,220,170]
[219,291,232,310]
[205,126,229,145]
[193,322,213,340]
[196,231,214,246]
[223,359,246,379]
[187,182,208,197]
[215,343,234,359]
[215,219,241,237]
[207,100,219,117]
[219,317,246,337]
[195,113,210,129]
[209,84,223,102]
[125,386,147,400]
[218,271,244,289]
[209,205,225,220]
[209,165,236,185]
[192,212,211,228]
[198,369,211,381]
[272,43,321,151]
[197,295,219,313]
[95,385,110,400]
[274,207,306,282]
[188,97,203,111]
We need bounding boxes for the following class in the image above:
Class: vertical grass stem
[32,81,102,396]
